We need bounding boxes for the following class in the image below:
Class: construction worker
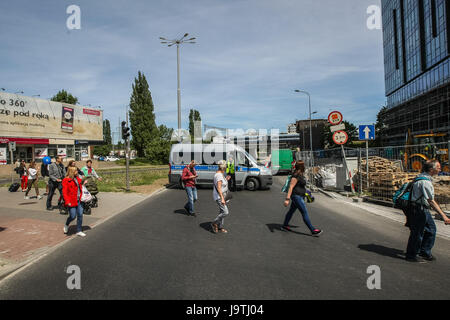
[226,155,236,192]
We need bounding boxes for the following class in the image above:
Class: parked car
[98,156,106,161]
[105,156,120,161]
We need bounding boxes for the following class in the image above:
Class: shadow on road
[173,209,189,216]
[358,244,405,260]
[18,202,39,206]
[0,227,6,232]
[266,224,311,236]
[199,222,215,234]
[66,225,92,236]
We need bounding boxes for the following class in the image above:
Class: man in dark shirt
[46,156,66,211]
[182,160,198,216]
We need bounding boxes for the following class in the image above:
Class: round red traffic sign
[328,111,343,126]
[332,130,348,145]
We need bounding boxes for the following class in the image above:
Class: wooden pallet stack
[435,176,450,212]
[355,157,414,201]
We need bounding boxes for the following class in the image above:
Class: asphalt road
[1,178,450,300]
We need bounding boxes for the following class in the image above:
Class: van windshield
[244,150,258,165]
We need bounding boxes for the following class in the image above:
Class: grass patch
[97,170,169,192]
[114,158,162,167]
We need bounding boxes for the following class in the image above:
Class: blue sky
[0,0,384,142]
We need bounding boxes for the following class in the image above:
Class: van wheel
[245,177,260,191]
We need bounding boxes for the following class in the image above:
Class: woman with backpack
[281,161,322,236]
[24,161,42,200]
[62,166,87,237]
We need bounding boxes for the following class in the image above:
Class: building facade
[0,92,103,164]
[381,0,450,145]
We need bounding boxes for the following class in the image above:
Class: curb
[0,186,168,285]
[317,188,337,199]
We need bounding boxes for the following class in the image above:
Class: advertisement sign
[57,148,67,157]
[0,148,6,165]
[0,92,103,141]
[61,105,74,132]
[34,147,48,159]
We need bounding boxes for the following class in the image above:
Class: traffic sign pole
[341,145,355,194]
[366,140,369,191]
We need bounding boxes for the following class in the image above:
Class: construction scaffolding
[382,82,450,146]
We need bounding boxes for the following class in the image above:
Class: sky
[0,0,385,142]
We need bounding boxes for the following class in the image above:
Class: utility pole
[126,108,130,192]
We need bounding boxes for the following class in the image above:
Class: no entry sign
[332,130,348,145]
[328,111,343,126]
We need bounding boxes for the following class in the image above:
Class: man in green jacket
[226,155,236,192]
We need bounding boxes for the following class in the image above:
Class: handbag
[81,185,93,202]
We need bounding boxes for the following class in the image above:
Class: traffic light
[121,121,130,140]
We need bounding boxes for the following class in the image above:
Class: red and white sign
[0,137,50,145]
[328,111,343,126]
[83,109,101,116]
[0,148,6,165]
[332,130,348,145]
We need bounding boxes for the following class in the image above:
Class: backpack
[41,163,49,177]
[9,182,20,192]
[281,175,292,193]
[393,176,431,210]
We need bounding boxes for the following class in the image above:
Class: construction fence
[296,141,450,212]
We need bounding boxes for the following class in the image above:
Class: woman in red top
[62,167,87,237]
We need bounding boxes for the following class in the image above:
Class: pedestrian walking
[211,160,231,234]
[226,155,237,192]
[24,161,42,200]
[40,161,50,196]
[18,160,28,192]
[405,160,450,263]
[182,160,198,216]
[62,167,87,237]
[81,160,101,181]
[281,160,322,236]
[46,156,66,211]
[67,160,84,177]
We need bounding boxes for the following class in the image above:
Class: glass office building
[381,0,450,145]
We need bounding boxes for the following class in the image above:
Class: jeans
[66,203,84,233]
[406,206,436,259]
[184,187,198,214]
[283,195,315,232]
[214,200,229,229]
[47,180,63,209]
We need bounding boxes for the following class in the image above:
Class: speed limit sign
[332,130,348,145]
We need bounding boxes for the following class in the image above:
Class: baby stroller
[81,176,99,215]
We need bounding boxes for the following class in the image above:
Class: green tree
[188,109,202,142]
[93,119,113,156]
[322,120,358,149]
[51,89,78,105]
[145,125,174,164]
[373,106,388,147]
[129,71,158,157]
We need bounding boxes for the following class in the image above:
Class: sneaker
[312,229,323,237]
[419,254,436,261]
[43,193,48,196]
[37,195,43,200]
[405,256,427,263]
[281,225,292,232]
[63,225,69,234]
[76,232,86,237]
[24,196,30,200]
[46,207,53,211]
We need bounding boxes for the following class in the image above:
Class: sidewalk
[318,188,450,239]
[0,186,166,280]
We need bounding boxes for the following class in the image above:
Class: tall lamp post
[160,33,196,137]
[295,89,315,187]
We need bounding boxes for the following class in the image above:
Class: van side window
[173,151,192,164]
[237,152,247,166]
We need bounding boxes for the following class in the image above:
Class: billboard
[0,92,103,141]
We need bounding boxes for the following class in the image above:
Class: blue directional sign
[359,125,375,141]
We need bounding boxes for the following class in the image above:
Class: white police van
[168,143,272,191]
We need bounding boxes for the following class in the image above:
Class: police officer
[405,160,450,263]
[226,155,236,192]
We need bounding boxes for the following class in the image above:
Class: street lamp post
[295,90,315,187]
[160,33,196,136]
